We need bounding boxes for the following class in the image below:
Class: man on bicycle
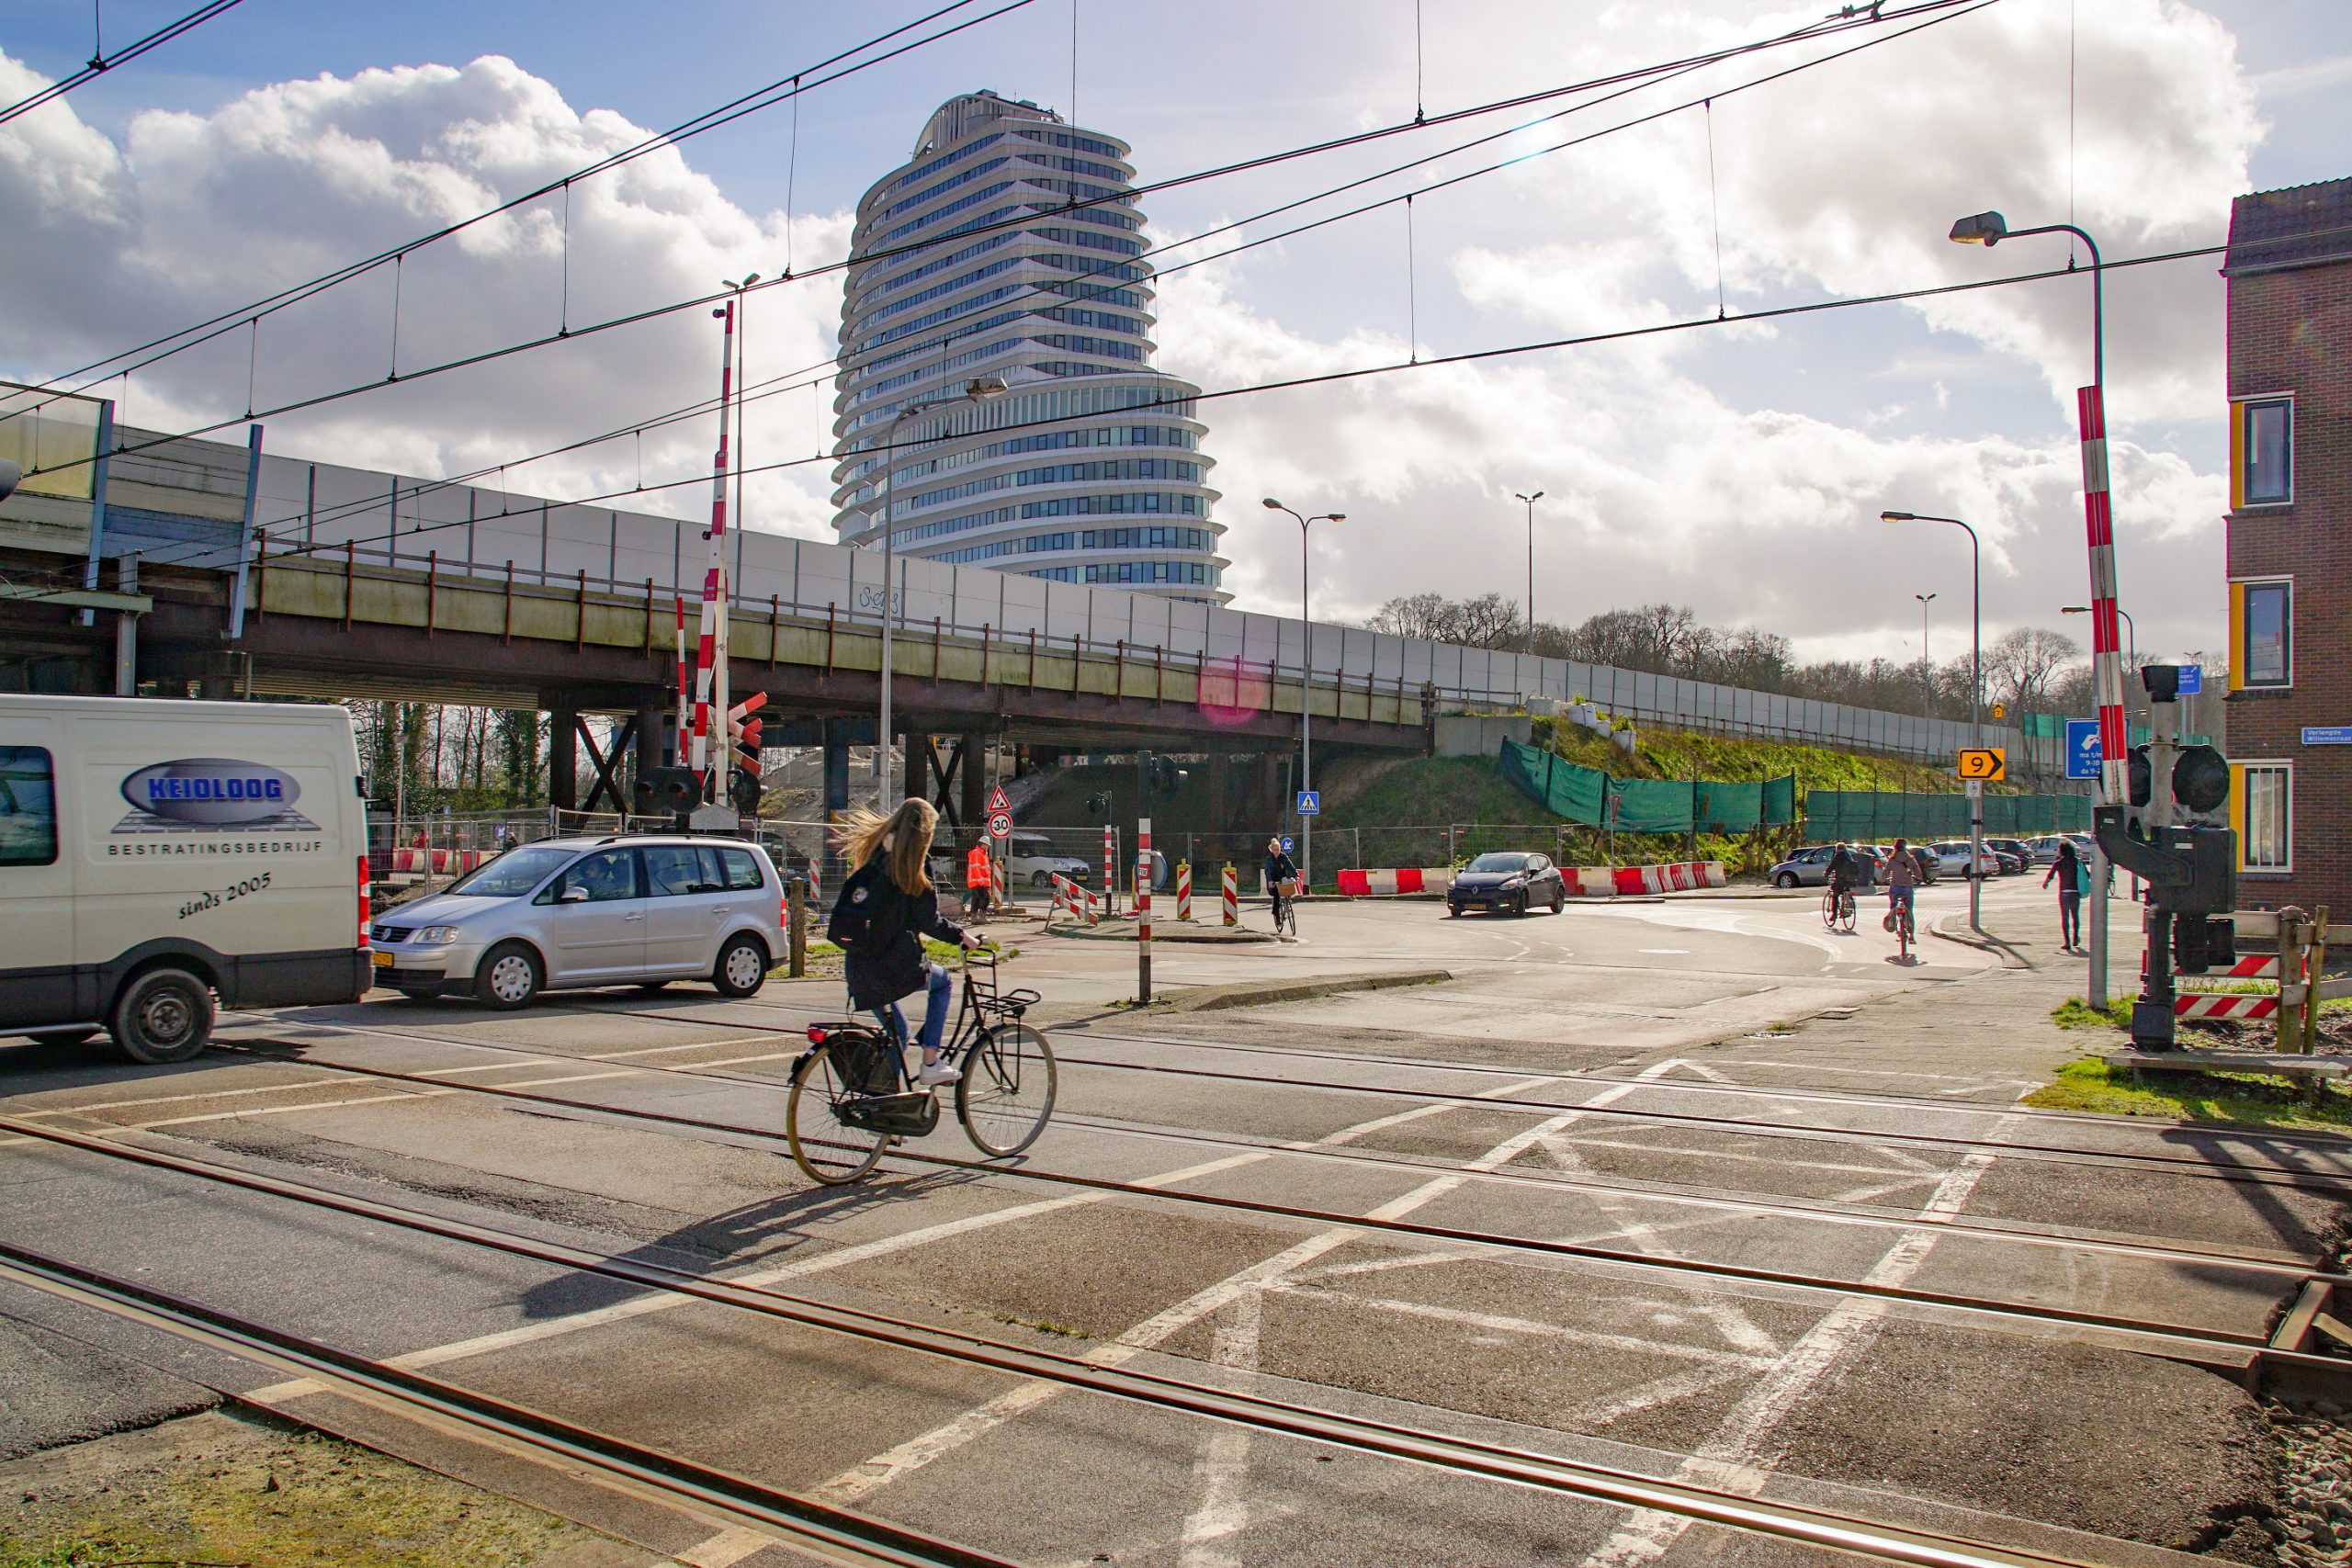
[1263,836,1299,927]
[1825,842,1860,903]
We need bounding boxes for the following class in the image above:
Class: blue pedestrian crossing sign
[1295,790,1320,816]
[2064,718,2103,781]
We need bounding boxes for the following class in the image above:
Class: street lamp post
[1951,208,2123,1003]
[1881,510,1982,932]
[1515,490,1544,649]
[1914,592,1937,719]
[1262,498,1344,889]
[867,377,1006,805]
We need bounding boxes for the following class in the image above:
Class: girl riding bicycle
[828,798,982,1088]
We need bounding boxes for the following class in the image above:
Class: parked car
[1446,851,1566,916]
[1767,844,1881,888]
[2019,836,2071,866]
[1926,840,2001,879]
[370,833,784,1009]
[1984,838,2034,874]
[999,830,1093,889]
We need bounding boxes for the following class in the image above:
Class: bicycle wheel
[786,1046,888,1185]
[1838,893,1857,933]
[1821,891,1838,930]
[956,1022,1057,1157]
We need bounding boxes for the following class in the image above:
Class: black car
[1447,851,1566,917]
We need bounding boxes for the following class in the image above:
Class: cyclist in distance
[1883,836,1922,937]
[829,798,982,1088]
[1263,835,1299,922]
[1825,841,1860,903]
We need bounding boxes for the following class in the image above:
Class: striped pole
[1221,863,1238,927]
[687,299,736,786]
[673,596,689,773]
[1175,861,1192,922]
[1137,817,1152,1002]
[1102,823,1116,917]
[2078,382,2125,1007]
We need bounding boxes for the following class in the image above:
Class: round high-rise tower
[829,91,1227,602]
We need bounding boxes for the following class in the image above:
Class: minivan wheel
[110,968,214,1065]
[1030,869,1052,888]
[1775,872,1800,889]
[474,942,542,1010]
[27,1027,98,1047]
[713,933,769,998]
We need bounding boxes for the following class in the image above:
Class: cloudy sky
[4,0,2345,668]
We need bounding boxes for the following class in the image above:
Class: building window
[0,746,58,866]
[2233,578,2291,690]
[2235,762,2291,873]
[2234,396,2292,506]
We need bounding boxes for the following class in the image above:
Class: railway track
[0,1114,2261,1568]
[73,1032,2309,1360]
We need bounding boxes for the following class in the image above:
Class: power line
[0,0,243,129]
[6,0,2007,591]
[6,0,1988,483]
[212,0,2007,547]
[4,240,2221,609]
[4,0,1035,417]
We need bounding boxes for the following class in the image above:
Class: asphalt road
[0,874,2317,1566]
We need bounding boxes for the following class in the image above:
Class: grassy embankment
[2031,997,2352,1129]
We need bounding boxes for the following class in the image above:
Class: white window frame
[2241,761,2292,874]
[2238,393,2295,507]
[2239,575,2294,690]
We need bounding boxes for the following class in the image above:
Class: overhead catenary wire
[14,0,2002,596]
[0,0,243,129]
[2,0,1985,452]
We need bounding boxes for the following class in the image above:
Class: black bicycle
[1271,878,1299,940]
[786,952,1057,1185]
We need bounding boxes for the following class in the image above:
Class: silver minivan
[369,834,783,1009]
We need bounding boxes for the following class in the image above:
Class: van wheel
[1775,872,1800,888]
[110,968,214,1065]
[713,934,769,998]
[474,942,542,1010]
[28,1027,98,1047]
[1030,870,1052,888]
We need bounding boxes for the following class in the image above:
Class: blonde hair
[835,798,937,896]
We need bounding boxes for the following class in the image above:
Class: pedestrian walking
[2043,840,2087,952]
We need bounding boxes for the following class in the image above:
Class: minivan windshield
[443,844,575,897]
[1465,852,1533,873]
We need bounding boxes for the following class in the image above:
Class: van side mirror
[557,886,589,903]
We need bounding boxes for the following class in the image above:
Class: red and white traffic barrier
[2177,992,2279,1020]
[1050,873,1100,926]
[1221,863,1238,927]
[1334,867,1459,897]
[1175,861,1193,921]
[383,847,492,876]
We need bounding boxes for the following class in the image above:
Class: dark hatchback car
[1446,851,1566,917]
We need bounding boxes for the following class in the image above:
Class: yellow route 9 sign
[1957,748,2007,781]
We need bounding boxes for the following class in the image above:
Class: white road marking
[673,1526,779,1567]
[1262,1284,1775,1367]
[1577,1117,2020,1568]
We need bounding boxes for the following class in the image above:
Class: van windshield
[444,845,576,897]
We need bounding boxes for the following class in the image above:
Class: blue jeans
[874,963,953,1056]
[1887,885,1917,922]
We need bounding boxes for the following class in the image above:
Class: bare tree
[1984,626,2083,740]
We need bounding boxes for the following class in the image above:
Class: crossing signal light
[634,765,704,818]
[2173,744,2230,816]
[725,694,766,818]
[1145,756,1189,799]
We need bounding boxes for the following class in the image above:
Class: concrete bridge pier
[549,698,578,813]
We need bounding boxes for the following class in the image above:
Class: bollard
[1102,823,1117,917]
[1221,863,1238,927]
[1176,861,1193,922]
[786,874,808,978]
[1137,817,1152,1003]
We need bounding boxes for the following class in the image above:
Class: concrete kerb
[1055,968,1454,1026]
[1930,909,2034,972]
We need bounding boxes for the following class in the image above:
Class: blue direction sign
[2177,663,2203,695]
[1296,790,1320,816]
[2064,718,2103,781]
[2303,727,2352,746]
[1280,836,1295,854]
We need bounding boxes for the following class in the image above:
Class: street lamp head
[1321,513,1347,523]
[1948,210,2007,247]
[964,376,1008,400]
[1261,497,1284,510]
[1515,490,1544,503]
[2060,604,2090,615]
[1879,510,1916,523]
[1916,592,1937,604]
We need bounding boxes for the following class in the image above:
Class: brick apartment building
[2223,176,2352,915]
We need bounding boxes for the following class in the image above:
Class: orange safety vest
[967,844,992,888]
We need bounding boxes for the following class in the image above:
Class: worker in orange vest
[964,840,994,920]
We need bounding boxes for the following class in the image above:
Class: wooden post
[2308,906,2331,1056]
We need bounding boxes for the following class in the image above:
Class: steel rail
[129,1056,2279,1354]
[204,1028,2315,1275]
[0,1122,2212,1568]
[0,1239,1019,1568]
[579,999,2352,1193]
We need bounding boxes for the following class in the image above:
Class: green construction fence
[1804,790,2092,840]
[1497,738,1796,834]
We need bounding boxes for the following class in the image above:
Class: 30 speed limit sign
[987,810,1013,839]
[1956,748,2007,782]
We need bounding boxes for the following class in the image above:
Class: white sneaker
[918,1061,962,1088]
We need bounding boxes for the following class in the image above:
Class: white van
[0,694,372,1063]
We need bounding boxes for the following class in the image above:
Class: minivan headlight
[416,926,464,945]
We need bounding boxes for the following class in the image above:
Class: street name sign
[2303,727,2352,746]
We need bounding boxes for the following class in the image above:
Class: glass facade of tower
[830,91,1227,602]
